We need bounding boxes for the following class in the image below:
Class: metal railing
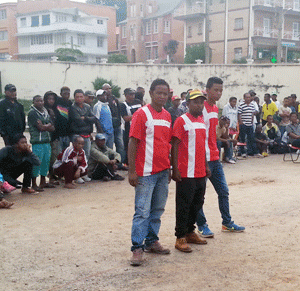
[173,5,205,17]
[253,27,279,38]
[253,0,299,9]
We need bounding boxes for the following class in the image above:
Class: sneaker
[76,177,85,184]
[112,174,125,181]
[82,175,91,182]
[225,158,236,164]
[103,176,111,182]
[185,232,207,245]
[1,181,16,193]
[222,222,245,232]
[175,238,192,253]
[241,153,247,158]
[130,248,143,266]
[144,241,170,255]
[262,152,269,157]
[198,224,214,238]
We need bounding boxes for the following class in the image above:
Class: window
[96,57,102,63]
[146,21,151,35]
[72,16,77,22]
[0,31,8,41]
[31,16,39,27]
[19,36,30,47]
[97,19,103,25]
[153,46,158,59]
[78,34,85,46]
[122,25,127,38]
[56,15,67,22]
[42,14,50,26]
[293,22,300,39]
[234,18,243,30]
[263,18,271,37]
[163,21,170,33]
[295,0,300,10]
[234,47,242,60]
[131,5,136,17]
[54,33,66,45]
[146,47,151,60]
[188,26,192,38]
[140,5,144,17]
[148,4,153,13]
[0,10,7,20]
[97,36,103,47]
[153,19,158,34]
[198,22,202,35]
[30,34,53,45]
[20,17,27,27]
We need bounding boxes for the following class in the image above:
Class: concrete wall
[0,60,300,108]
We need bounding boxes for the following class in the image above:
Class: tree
[108,54,128,63]
[92,77,121,98]
[184,44,206,64]
[164,40,179,63]
[55,48,84,62]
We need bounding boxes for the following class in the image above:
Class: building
[118,0,184,63]
[174,0,300,64]
[16,8,108,62]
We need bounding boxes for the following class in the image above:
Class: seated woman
[216,116,237,164]
[53,135,88,189]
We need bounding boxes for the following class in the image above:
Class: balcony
[173,4,205,20]
[17,21,107,36]
[253,0,299,10]
[253,27,279,38]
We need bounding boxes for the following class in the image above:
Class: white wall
[1,60,300,107]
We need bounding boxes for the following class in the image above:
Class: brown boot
[186,232,207,245]
[21,187,37,194]
[144,241,170,254]
[175,238,192,253]
[130,248,143,266]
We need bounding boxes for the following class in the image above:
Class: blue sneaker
[198,224,214,238]
[222,222,245,232]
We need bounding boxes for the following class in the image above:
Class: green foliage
[18,99,33,115]
[232,57,247,64]
[55,48,84,62]
[164,40,179,62]
[184,44,206,64]
[108,54,128,63]
[92,77,121,98]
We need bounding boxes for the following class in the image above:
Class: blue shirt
[93,101,114,135]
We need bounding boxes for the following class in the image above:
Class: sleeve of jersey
[129,109,146,140]
[172,117,185,141]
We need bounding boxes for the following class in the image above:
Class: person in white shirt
[271,93,281,109]
[222,97,238,136]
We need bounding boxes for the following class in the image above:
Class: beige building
[174,0,300,64]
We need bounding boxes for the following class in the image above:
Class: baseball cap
[85,90,95,97]
[96,89,106,96]
[186,90,206,101]
[271,92,277,96]
[172,95,181,101]
[4,84,16,92]
[248,90,256,96]
[124,88,136,95]
[95,133,106,140]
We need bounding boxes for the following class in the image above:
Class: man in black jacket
[0,84,26,146]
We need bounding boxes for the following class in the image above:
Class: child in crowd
[28,95,55,191]
[254,124,269,157]
[278,97,292,136]
[53,135,88,189]
[216,116,237,164]
[222,97,238,136]
[262,115,281,154]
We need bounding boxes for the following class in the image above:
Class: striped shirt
[238,102,255,126]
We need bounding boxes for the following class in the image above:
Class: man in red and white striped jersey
[171,90,211,253]
[196,77,245,237]
[128,79,172,266]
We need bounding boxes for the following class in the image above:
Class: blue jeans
[196,160,232,226]
[131,169,169,251]
[114,126,125,163]
[83,137,91,160]
[217,140,234,160]
[238,124,257,155]
[104,132,114,149]
[59,136,71,152]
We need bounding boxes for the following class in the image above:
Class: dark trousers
[91,163,115,180]
[292,139,300,148]
[175,177,206,238]
[239,124,257,155]
[256,142,268,154]
[123,130,129,165]
[54,161,87,184]
[2,161,33,188]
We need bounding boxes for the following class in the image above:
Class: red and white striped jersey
[173,113,206,178]
[129,104,172,177]
[203,101,219,161]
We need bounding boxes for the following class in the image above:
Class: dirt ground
[1,147,300,290]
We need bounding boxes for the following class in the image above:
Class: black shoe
[112,174,125,181]
[103,176,111,182]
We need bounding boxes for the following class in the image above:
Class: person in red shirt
[128,79,172,266]
[171,90,211,253]
[196,77,245,238]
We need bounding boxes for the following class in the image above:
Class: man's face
[207,83,223,103]
[291,114,298,123]
[96,139,106,148]
[188,97,205,116]
[229,99,237,108]
[34,97,44,110]
[74,93,85,106]
[271,95,277,101]
[264,95,270,103]
[283,99,289,107]
[126,93,135,103]
[5,89,17,101]
[244,93,251,104]
[103,85,112,96]
[61,89,70,100]
[98,93,107,103]
[16,137,28,152]
[85,95,94,105]
[267,116,273,124]
[137,88,145,97]
[172,99,181,108]
[73,138,84,151]
[149,85,169,107]
[46,95,56,107]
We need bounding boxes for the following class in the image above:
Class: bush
[108,54,128,63]
[184,43,206,64]
[92,77,121,98]
[232,57,247,64]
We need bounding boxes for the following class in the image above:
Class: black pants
[175,177,206,238]
[2,161,33,188]
[292,139,300,148]
[91,163,115,180]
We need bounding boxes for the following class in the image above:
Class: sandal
[0,199,14,209]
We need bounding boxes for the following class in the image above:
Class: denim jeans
[238,124,257,155]
[131,169,169,251]
[83,137,91,160]
[104,132,114,149]
[196,160,232,226]
[217,140,233,160]
[113,126,125,163]
[59,136,71,152]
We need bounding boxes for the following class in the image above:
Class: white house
[16,7,108,63]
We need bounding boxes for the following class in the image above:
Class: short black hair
[60,86,70,94]
[11,133,26,145]
[74,89,84,97]
[264,93,271,98]
[206,77,223,89]
[254,96,260,102]
[229,97,237,102]
[181,92,187,98]
[33,95,42,102]
[291,94,297,99]
[290,112,298,118]
[267,115,273,119]
[149,79,170,92]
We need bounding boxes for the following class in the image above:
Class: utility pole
[276,6,283,63]
[205,0,210,63]
[224,0,228,64]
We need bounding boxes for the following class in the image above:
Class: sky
[0,0,86,4]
